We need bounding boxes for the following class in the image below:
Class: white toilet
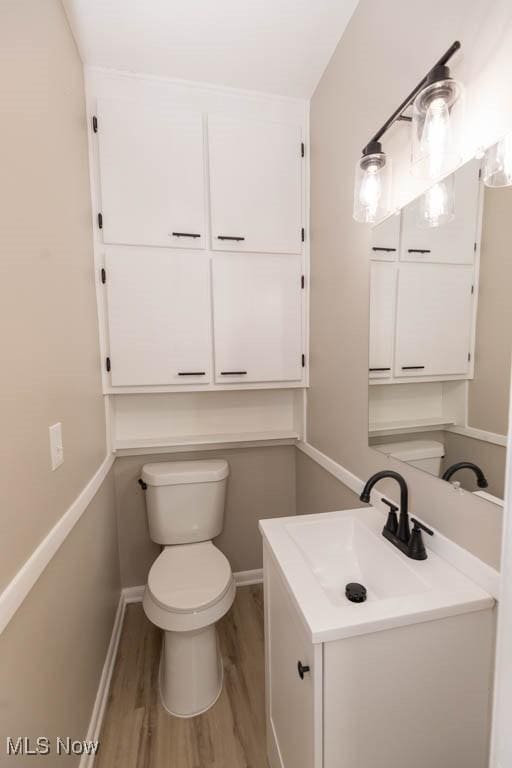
[141,459,235,718]
[376,439,445,476]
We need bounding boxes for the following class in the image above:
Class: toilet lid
[147,542,232,613]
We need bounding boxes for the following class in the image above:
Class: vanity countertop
[259,507,495,644]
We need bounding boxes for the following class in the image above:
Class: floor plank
[96,585,268,768]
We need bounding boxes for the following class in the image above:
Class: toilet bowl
[140,459,234,718]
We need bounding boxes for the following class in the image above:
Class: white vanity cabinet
[212,253,303,384]
[208,115,303,254]
[105,249,212,386]
[96,99,206,249]
[394,263,474,378]
[370,213,400,260]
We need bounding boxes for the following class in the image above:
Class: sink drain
[345,582,367,603]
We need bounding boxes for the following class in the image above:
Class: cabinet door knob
[297,661,310,680]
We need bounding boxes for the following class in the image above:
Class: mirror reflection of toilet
[141,459,235,718]
[376,439,445,477]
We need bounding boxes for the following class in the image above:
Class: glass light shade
[353,151,392,224]
[483,133,512,187]
[411,78,464,180]
[416,175,455,228]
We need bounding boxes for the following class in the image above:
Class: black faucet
[441,461,488,489]
[359,471,433,560]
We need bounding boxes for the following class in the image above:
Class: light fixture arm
[362,40,461,155]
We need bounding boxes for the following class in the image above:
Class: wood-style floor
[95,585,268,768]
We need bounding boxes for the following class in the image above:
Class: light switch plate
[49,422,64,470]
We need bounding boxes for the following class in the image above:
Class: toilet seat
[143,542,235,633]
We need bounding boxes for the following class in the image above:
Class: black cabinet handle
[407,249,431,254]
[401,365,425,370]
[220,371,247,376]
[369,367,391,372]
[217,236,245,242]
[178,372,206,376]
[171,232,201,238]
[372,247,397,252]
[297,661,310,680]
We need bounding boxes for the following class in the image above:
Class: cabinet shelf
[113,430,299,455]
[369,416,456,437]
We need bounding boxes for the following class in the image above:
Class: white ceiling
[62,0,359,99]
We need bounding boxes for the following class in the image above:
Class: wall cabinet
[395,264,474,378]
[369,262,397,379]
[97,100,206,249]
[208,115,303,254]
[370,214,400,261]
[105,249,212,386]
[212,254,303,384]
[400,160,481,264]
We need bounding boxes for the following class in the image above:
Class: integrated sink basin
[260,507,493,643]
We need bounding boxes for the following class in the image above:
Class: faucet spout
[360,470,410,543]
[441,461,488,489]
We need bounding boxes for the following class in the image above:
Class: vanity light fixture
[354,41,462,224]
[483,132,512,187]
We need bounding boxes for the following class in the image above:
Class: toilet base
[159,624,224,718]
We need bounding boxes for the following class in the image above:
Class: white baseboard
[233,568,263,586]
[123,585,145,603]
[80,589,126,768]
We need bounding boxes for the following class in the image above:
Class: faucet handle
[382,498,399,536]
[408,518,434,560]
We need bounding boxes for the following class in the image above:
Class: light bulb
[420,98,451,178]
[416,175,455,228]
[483,133,512,187]
[353,145,392,224]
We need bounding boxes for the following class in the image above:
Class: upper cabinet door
[212,253,303,383]
[208,115,302,254]
[369,262,397,379]
[395,263,474,378]
[105,249,211,386]
[370,214,400,261]
[97,99,205,248]
[400,160,481,264]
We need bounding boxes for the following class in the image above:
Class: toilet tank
[376,440,445,477]
[141,460,229,545]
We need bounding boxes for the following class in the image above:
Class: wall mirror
[367,150,512,505]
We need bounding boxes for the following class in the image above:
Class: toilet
[141,459,235,718]
[376,439,445,476]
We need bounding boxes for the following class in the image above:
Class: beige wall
[308,0,512,569]
[0,0,106,591]
[114,445,296,586]
[296,450,362,516]
[470,186,512,435]
[0,472,120,767]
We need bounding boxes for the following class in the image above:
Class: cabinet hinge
[478,167,482,180]
[100,267,106,284]
[301,274,305,289]
[474,242,477,252]
[301,354,306,368]
[105,356,111,372]
[468,352,471,362]
[301,227,305,242]
[92,115,98,133]
[471,284,474,294]
[98,212,103,229]
[301,142,305,158]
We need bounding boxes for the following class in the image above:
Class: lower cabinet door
[212,253,303,384]
[266,556,315,768]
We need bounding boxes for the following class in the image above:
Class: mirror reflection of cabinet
[394,264,474,378]
[369,262,397,379]
[370,214,400,261]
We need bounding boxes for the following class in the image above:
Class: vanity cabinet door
[97,99,205,249]
[395,263,474,378]
[370,213,400,261]
[369,262,397,379]
[265,552,316,768]
[208,115,303,254]
[105,248,211,386]
[400,160,481,264]
[212,253,303,384]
